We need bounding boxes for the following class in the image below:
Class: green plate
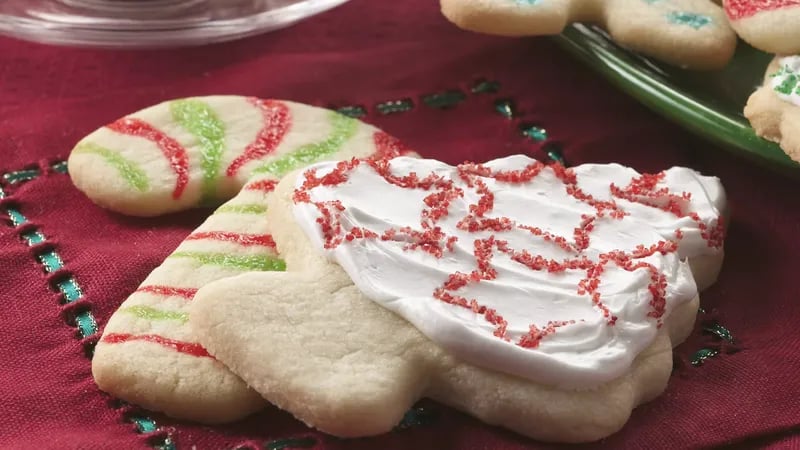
[554,24,800,175]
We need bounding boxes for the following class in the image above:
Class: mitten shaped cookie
[190,156,727,442]
[68,96,414,422]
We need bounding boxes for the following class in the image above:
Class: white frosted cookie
[744,56,800,163]
[190,156,727,442]
[74,96,415,423]
[724,0,800,54]
[439,0,737,70]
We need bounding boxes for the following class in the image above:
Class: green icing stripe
[254,111,358,177]
[122,305,188,323]
[74,142,149,192]
[170,99,226,202]
[213,203,267,215]
[169,251,286,271]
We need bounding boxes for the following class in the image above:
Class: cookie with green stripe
[81,96,416,424]
[69,96,409,216]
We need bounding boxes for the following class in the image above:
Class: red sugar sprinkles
[293,157,725,350]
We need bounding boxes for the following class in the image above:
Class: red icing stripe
[135,285,198,300]
[372,131,415,159]
[106,118,190,199]
[244,179,278,192]
[725,0,800,19]
[102,333,211,358]
[186,231,277,248]
[226,99,291,177]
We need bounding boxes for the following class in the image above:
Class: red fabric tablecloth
[1,1,799,449]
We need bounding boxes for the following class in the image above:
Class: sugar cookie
[190,156,727,442]
[745,56,800,163]
[440,0,737,70]
[724,0,800,54]
[73,96,414,422]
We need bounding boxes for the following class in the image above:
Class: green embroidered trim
[2,165,174,450]
[494,98,515,119]
[171,99,227,202]
[21,229,45,245]
[265,437,316,450]
[56,277,83,303]
[122,305,189,323]
[1,183,98,340]
[3,161,68,185]
[422,90,467,109]
[333,79,501,118]
[691,308,736,366]
[254,112,358,177]
[7,208,26,226]
[73,142,149,192]
[213,203,268,215]
[703,323,734,342]
[169,251,286,271]
[38,249,64,272]
[471,79,500,94]
[130,416,177,450]
[543,142,566,165]
[336,105,367,118]
[377,99,415,115]
[51,161,68,174]
[691,348,720,365]
[3,168,39,184]
[520,124,548,142]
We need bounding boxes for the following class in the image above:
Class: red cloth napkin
[1,1,799,449]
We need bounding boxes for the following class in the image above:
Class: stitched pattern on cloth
[691,307,739,366]
[0,163,176,450]
[333,79,563,165]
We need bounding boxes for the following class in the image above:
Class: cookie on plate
[723,0,800,54]
[190,155,727,442]
[745,56,800,163]
[440,0,737,70]
[69,96,414,422]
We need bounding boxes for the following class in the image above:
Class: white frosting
[292,156,725,388]
[771,56,800,107]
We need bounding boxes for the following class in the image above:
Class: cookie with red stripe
[190,156,727,442]
[69,96,411,216]
[724,0,800,54]
[440,0,737,70]
[71,96,416,423]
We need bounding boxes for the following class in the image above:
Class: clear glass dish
[0,0,350,48]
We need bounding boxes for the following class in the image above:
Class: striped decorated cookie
[72,96,415,423]
[724,0,800,54]
[440,0,737,70]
